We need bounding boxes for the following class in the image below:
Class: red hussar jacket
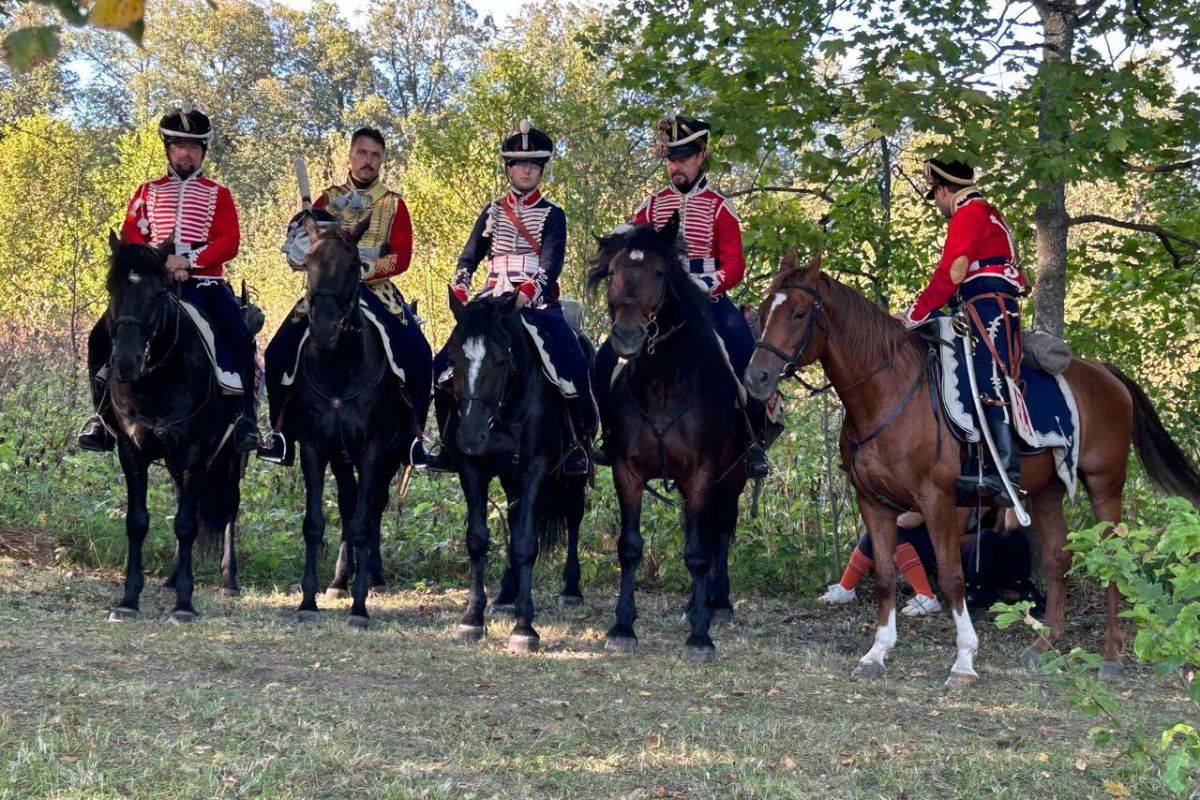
[633,175,745,296]
[121,170,240,278]
[905,192,1027,323]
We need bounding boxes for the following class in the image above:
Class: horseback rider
[77,105,259,454]
[896,157,1030,506]
[595,114,771,479]
[426,121,596,477]
[260,126,434,466]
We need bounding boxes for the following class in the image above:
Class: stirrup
[745,445,770,479]
[257,431,289,464]
[76,415,114,452]
[562,446,589,476]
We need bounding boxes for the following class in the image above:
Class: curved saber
[962,324,1032,526]
[293,156,312,211]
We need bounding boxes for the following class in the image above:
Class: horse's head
[446,292,521,456]
[588,212,688,357]
[302,215,371,351]
[105,231,174,382]
[745,250,827,401]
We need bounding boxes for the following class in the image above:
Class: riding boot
[744,398,771,479]
[425,386,457,473]
[592,431,615,467]
[954,417,1019,507]
[78,381,114,452]
[232,366,259,454]
[561,396,593,477]
[78,324,115,452]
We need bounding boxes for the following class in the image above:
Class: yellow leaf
[89,0,144,31]
[1104,780,1131,797]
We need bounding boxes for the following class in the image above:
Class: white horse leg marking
[950,605,980,679]
[858,608,897,668]
[464,336,486,395]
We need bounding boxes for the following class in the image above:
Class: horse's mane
[776,266,922,371]
[586,222,718,347]
[450,296,528,355]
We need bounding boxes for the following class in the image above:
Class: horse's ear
[779,250,797,273]
[108,229,121,255]
[661,210,681,245]
[349,217,371,245]
[303,213,320,245]
[805,250,823,282]
[155,240,173,263]
[500,292,520,314]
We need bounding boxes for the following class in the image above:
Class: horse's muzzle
[609,323,647,358]
[743,356,779,402]
[455,404,492,456]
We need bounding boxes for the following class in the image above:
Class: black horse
[286,215,419,628]
[588,214,751,664]
[102,233,244,622]
[441,293,588,653]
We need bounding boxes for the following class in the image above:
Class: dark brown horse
[588,215,751,664]
[745,252,1200,684]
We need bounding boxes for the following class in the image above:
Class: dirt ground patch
[0,557,1186,799]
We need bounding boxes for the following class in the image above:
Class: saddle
[917,316,1081,499]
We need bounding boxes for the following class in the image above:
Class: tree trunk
[1031,2,1077,337]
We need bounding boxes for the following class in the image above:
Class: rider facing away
[260,126,434,467]
[896,157,1030,505]
[425,121,596,477]
[77,105,258,454]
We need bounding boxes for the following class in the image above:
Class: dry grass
[0,557,1184,799]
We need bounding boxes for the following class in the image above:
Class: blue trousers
[952,277,1021,425]
[594,293,757,417]
[433,304,592,400]
[264,287,433,431]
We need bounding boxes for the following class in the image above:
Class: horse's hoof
[293,610,320,623]
[557,594,584,609]
[346,615,369,630]
[325,588,349,600]
[1018,648,1044,671]
[486,603,516,618]
[370,584,389,595]
[454,624,485,642]
[852,661,885,680]
[169,610,198,624]
[681,645,716,665]
[945,670,978,687]
[1099,660,1127,683]
[107,606,139,622]
[508,633,540,654]
[221,587,241,598]
[605,636,638,653]
[710,607,734,624]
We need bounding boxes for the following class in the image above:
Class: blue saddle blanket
[932,317,1080,499]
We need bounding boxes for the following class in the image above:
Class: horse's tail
[1101,362,1200,508]
[197,450,240,556]
[534,473,581,552]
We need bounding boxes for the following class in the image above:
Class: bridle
[109,288,181,379]
[607,262,684,356]
[753,281,829,386]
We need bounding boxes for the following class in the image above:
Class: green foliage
[992,499,1200,795]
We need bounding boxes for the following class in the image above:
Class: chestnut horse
[745,252,1200,684]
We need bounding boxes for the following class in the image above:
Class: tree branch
[1119,156,1200,174]
[727,185,835,203]
[1069,214,1200,266]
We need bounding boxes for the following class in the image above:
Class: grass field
[0,549,1187,800]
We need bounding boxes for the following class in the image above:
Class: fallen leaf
[1075,758,1087,771]
[782,755,797,770]
[1036,753,1049,763]
[643,732,661,750]
[1104,780,1130,797]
